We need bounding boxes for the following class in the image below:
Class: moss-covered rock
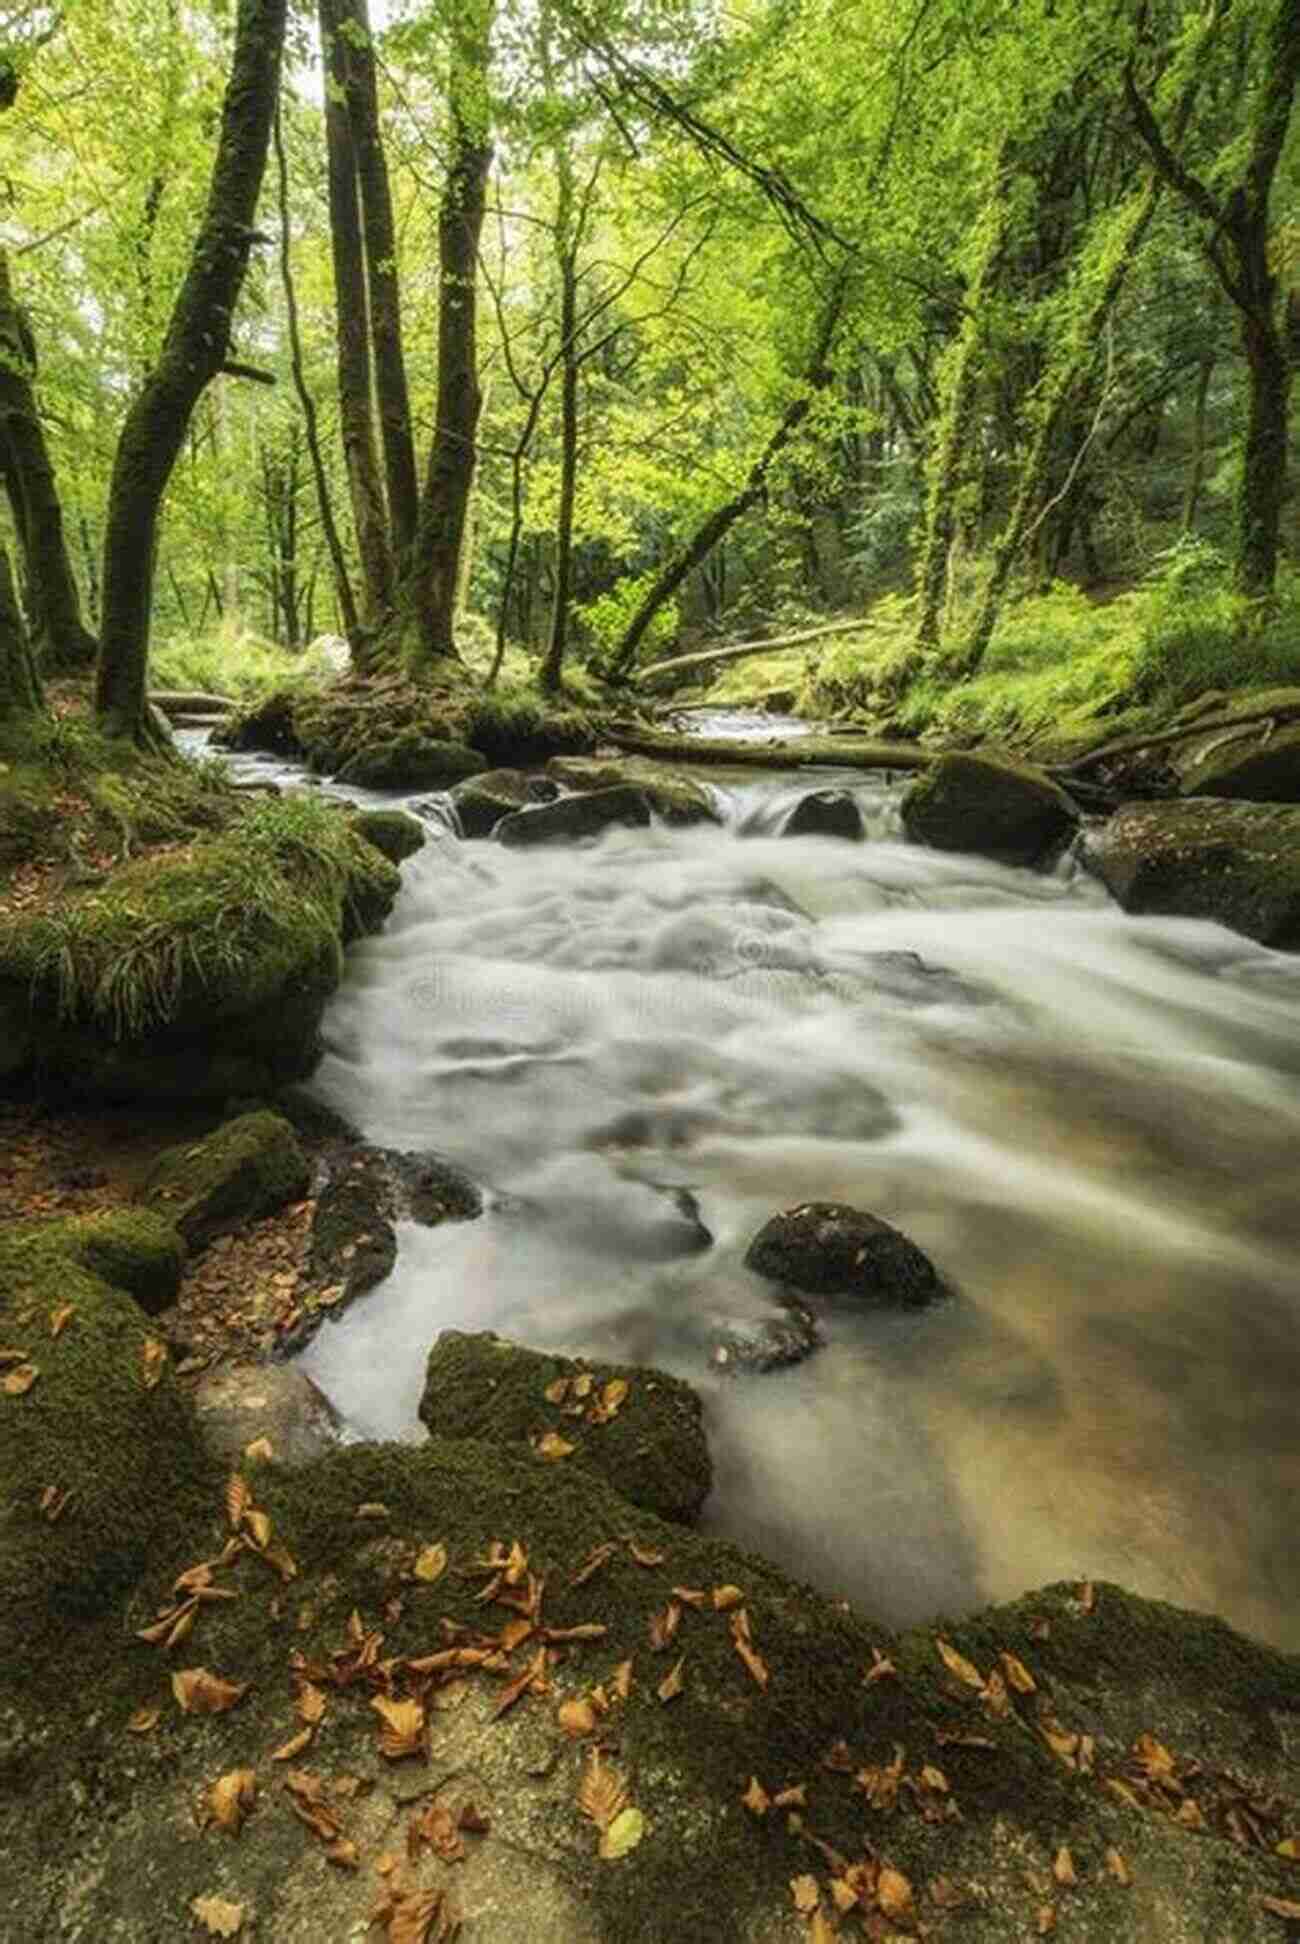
[496,784,653,846]
[746,1200,942,1307]
[139,1111,309,1253]
[418,1330,712,1524]
[546,755,720,825]
[1175,719,1300,801]
[335,733,487,791]
[781,787,863,839]
[0,1214,211,1665]
[71,1206,185,1316]
[349,806,426,862]
[0,793,399,1101]
[1083,798,1300,947]
[210,685,304,755]
[449,766,534,836]
[304,1147,397,1303]
[901,751,1081,866]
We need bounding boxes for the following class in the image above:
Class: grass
[150,623,346,701]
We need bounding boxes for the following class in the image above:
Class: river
[199,728,1300,1651]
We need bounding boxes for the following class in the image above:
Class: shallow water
[271,758,1300,1651]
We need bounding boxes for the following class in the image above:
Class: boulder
[211,686,303,755]
[419,1329,712,1523]
[547,755,719,825]
[191,1361,341,1467]
[496,785,653,846]
[901,751,1080,866]
[139,1111,309,1253]
[781,788,863,840]
[0,1213,210,1664]
[71,1207,185,1316]
[334,734,487,791]
[349,807,426,862]
[709,1295,821,1373]
[1082,798,1300,947]
[1175,720,1300,801]
[449,767,533,837]
[304,1148,398,1306]
[745,1200,942,1307]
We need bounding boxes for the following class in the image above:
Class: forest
[4,5,1300,1942]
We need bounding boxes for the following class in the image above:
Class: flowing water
[205,732,1300,1651]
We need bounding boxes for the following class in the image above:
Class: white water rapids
[232,748,1300,1651]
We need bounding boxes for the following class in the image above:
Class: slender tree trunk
[540,178,580,694]
[1237,309,1291,600]
[337,0,419,568]
[0,250,97,670]
[273,100,359,648]
[404,0,493,667]
[95,0,287,742]
[318,0,392,623]
[0,545,45,721]
[610,280,844,679]
[1182,352,1214,530]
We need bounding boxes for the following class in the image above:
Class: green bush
[576,574,679,669]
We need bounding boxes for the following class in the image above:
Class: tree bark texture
[319,0,392,624]
[0,250,97,670]
[95,0,288,742]
[610,280,844,678]
[0,543,45,720]
[539,153,580,694]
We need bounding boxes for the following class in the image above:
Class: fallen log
[1051,700,1300,775]
[149,688,238,718]
[605,723,934,772]
[638,617,874,691]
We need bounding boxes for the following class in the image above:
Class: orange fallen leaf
[863,1646,896,1685]
[625,1539,665,1567]
[1133,1732,1176,1780]
[648,1600,681,1651]
[1105,1846,1132,1885]
[558,1697,599,1738]
[1036,1905,1056,1935]
[612,1658,633,1700]
[579,1748,628,1831]
[209,1768,256,1834]
[534,1431,576,1460]
[412,1541,448,1584]
[936,1637,983,1690]
[2,1362,37,1395]
[790,1874,820,1915]
[1277,1836,1300,1860]
[1052,1845,1077,1886]
[729,1609,769,1690]
[877,1865,914,1920]
[126,1705,160,1735]
[711,1584,744,1611]
[226,1475,251,1532]
[1261,1897,1300,1919]
[1001,1650,1037,1694]
[570,1542,617,1586]
[544,1376,570,1405]
[172,1668,249,1715]
[49,1304,75,1337]
[244,1508,272,1550]
[270,1725,315,1763]
[243,1436,273,1462]
[140,1338,165,1388]
[191,1893,245,1937]
[742,1776,771,1816]
[371,1694,426,1759]
[657,1657,685,1703]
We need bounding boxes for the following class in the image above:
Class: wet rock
[449,767,533,836]
[383,1147,484,1226]
[305,1149,398,1305]
[546,755,720,825]
[419,1329,712,1523]
[350,807,426,862]
[901,751,1080,866]
[211,685,303,755]
[1175,717,1300,801]
[1082,798,1300,948]
[781,788,863,840]
[73,1207,185,1317]
[709,1295,821,1373]
[335,734,487,791]
[191,1360,341,1467]
[139,1110,309,1254]
[746,1200,942,1308]
[496,785,653,846]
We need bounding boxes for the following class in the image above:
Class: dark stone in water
[746,1200,941,1308]
[710,1296,822,1374]
[495,785,652,846]
[901,751,1080,867]
[781,789,863,841]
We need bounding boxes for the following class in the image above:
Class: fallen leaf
[1001,1651,1037,1694]
[140,1338,166,1388]
[244,1437,273,1462]
[571,1372,594,1399]
[49,1304,75,1337]
[165,1601,199,1649]
[1076,1580,1095,1612]
[209,1768,257,1835]
[1036,1905,1056,1935]
[612,1659,633,1699]
[711,1584,744,1611]
[369,1885,444,1944]
[791,1874,821,1915]
[126,1705,160,1735]
[1261,1897,1300,1919]
[371,1694,426,1759]
[413,1542,448,1584]
[1277,1837,1300,1860]
[191,1893,245,1937]
[493,1647,546,1718]
[982,1667,1010,1718]
[579,1749,628,1831]
[325,1836,360,1870]
[648,1600,681,1651]
[1133,1732,1176,1781]
[809,1913,836,1944]
[670,1585,707,1609]
[296,1681,327,1725]
[2,1362,37,1395]
[936,1638,983,1691]
[570,1542,617,1587]
[729,1609,769,1689]
[38,1483,71,1522]
[1177,1798,1207,1831]
[863,1646,897,1685]
[410,1798,464,1862]
[1104,1847,1132,1886]
[625,1540,665,1567]
[0,1346,29,1365]
[534,1431,576,1460]
[1052,1845,1077,1887]
[743,1776,771,1816]
[270,1725,315,1763]
[558,1697,599,1738]
[919,1765,949,1793]
[877,1865,914,1920]
[244,1509,272,1550]
[657,1657,685,1703]
[354,1502,391,1521]
[600,1806,645,1861]
[172,1668,249,1715]
[544,1376,570,1405]
[591,1377,630,1421]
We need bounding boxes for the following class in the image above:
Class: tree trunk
[0,250,97,670]
[1237,308,1291,600]
[403,0,493,667]
[1182,352,1214,530]
[273,100,359,647]
[319,0,392,623]
[539,171,579,695]
[609,280,844,679]
[338,0,419,569]
[0,544,45,721]
[95,0,287,743]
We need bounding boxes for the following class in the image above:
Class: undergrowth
[150,624,346,701]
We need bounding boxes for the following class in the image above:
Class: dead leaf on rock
[371,1694,426,1759]
[936,1638,983,1691]
[49,1304,75,1337]
[569,1542,617,1587]
[657,1657,685,1703]
[1261,1896,1300,1920]
[534,1431,576,1460]
[1036,1904,1056,1935]
[225,1475,251,1529]
[370,1885,445,1944]
[494,1647,547,1719]
[1001,1651,1037,1694]
[126,1705,160,1735]
[1277,1836,1300,1859]
[410,1798,464,1863]
[1133,1732,1176,1781]
[209,1768,256,1834]
[625,1539,665,1568]
[544,1376,570,1405]
[791,1874,821,1915]
[579,1749,628,1832]
[863,1646,896,1685]
[571,1372,594,1400]
[244,1508,272,1550]
[413,1541,448,1584]
[38,1483,71,1522]
[191,1893,245,1937]
[648,1600,681,1651]
[558,1697,599,1738]
[711,1584,744,1611]
[172,1668,249,1715]
[2,1362,37,1395]
[355,1502,391,1521]
[729,1608,769,1690]
[877,1865,914,1920]
[1052,1846,1077,1887]
[243,1436,273,1462]
[296,1680,327,1725]
[743,1776,771,1816]
[1104,1847,1132,1886]
[140,1337,165,1388]
[270,1725,314,1763]
[612,1658,633,1700]
[600,1806,645,1861]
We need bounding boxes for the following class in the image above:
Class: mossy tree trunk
[1126,0,1300,608]
[0,251,97,672]
[609,280,844,682]
[402,0,493,670]
[318,0,393,634]
[539,132,580,697]
[0,544,45,721]
[95,0,288,745]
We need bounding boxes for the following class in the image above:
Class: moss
[0,1214,212,1668]
[901,751,1080,866]
[546,755,720,825]
[1084,799,1300,946]
[139,1110,310,1252]
[71,1206,185,1315]
[335,733,486,790]
[349,807,426,862]
[418,1331,712,1524]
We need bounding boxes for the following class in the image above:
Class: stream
[197,726,1300,1651]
